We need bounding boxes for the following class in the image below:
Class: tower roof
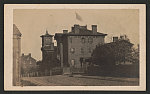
[40,30,53,37]
[13,24,22,36]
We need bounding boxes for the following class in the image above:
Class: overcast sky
[13,9,139,60]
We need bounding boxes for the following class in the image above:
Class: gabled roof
[21,54,36,62]
[13,24,22,36]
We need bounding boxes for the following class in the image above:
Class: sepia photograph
[4,4,146,91]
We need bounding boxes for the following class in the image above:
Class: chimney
[113,37,118,42]
[120,35,124,40]
[71,27,74,32]
[63,30,68,34]
[92,25,97,34]
[74,24,79,34]
[29,53,31,57]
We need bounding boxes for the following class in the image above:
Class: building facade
[55,24,107,73]
[13,24,22,86]
[21,53,37,74]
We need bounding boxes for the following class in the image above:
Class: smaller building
[21,53,37,75]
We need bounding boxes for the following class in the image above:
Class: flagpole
[75,11,77,24]
[75,11,83,25]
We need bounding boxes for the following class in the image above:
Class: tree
[92,39,134,67]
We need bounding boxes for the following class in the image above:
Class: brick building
[13,24,22,86]
[21,53,37,74]
[54,24,107,73]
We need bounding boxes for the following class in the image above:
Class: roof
[55,25,107,37]
[40,30,53,37]
[70,28,106,35]
[21,54,36,62]
[55,30,107,37]
[99,40,134,48]
[13,24,22,36]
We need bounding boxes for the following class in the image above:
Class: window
[88,37,93,44]
[70,37,72,43]
[70,48,75,53]
[81,38,85,43]
[45,38,50,45]
[30,61,32,64]
[71,59,75,66]
[89,48,92,53]
[81,48,84,53]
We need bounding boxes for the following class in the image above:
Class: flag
[75,12,82,21]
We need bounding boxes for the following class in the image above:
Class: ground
[21,75,139,86]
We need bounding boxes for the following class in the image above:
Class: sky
[13,9,139,61]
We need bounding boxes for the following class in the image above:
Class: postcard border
[4,4,146,91]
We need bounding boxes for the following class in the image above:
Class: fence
[87,64,139,78]
[21,67,63,77]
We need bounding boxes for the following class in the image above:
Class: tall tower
[13,24,22,86]
[40,30,54,74]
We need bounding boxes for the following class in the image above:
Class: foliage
[92,39,134,67]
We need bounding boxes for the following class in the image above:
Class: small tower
[40,30,54,75]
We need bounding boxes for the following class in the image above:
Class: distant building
[54,24,107,73]
[13,24,22,86]
[21,53,37,74]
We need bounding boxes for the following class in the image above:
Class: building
[21,53,37,75]
[40,30,55,75]
[13,24,22,86]
[54,24,107,73]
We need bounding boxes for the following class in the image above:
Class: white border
[4,4,146,91]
